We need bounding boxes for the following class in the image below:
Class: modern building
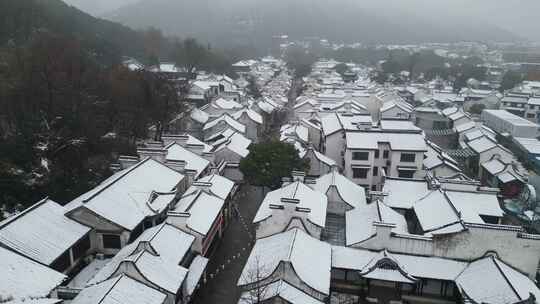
[481,109,539,138]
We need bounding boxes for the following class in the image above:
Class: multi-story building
[481,109,539,138]
[343,129,427,191]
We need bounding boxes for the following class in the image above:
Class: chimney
[118,155,141,169]
[162,134,189,147]
[166,211,191,230]
[137,148,167,164]
[187,144,205,156]
[192,181,213,192]
[145,141,165,149]
[185,170,197,186]
[165,160,186,173]
[291,170,305,183]
[202,152,215,163]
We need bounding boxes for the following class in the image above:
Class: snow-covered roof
[238,228,331,295]
[186,255,209,296]
[125,250,188,293]
[233,108,263,125]
[321,113,372,136]
[332,246,468,281]
[165,143,210,178]
[88,223,194,286]
[346,201,408,246]
[414,190,465,235]
[173,190,225,236]
[212,97,243,110]
[203,114,246,134]
[455,121,476,133]
[514,137,540,155]
[380,120,420,132]
[254,181,328,227]
[72,275,166,304]
[187,174,235,200]
[190,108,209,124]
[67,158,184,231]
[0,198,91,265]
[257,100,276,114]
[445,190,504,222]
[0,246,66,300]
[383,178,429,209]
[346,132,427,151]
[360,251,417,284]
[423,140,461,172]
[281,123,309,143]
[311,170,366,209]
[301,147,336,167]
[467,136,497,153]
[456,256,540,304]
[213,131,252,158]
[238,280,324,304]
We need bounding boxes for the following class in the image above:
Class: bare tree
[239,255,279,304]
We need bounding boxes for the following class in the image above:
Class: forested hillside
[0,0,151,64]
[0,0,183,216]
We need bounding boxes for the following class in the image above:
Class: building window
[400,153,416,163]
[103,234,122,249]
[398,170,415,178]
[72,234,91,261]
[371,185,377,191]
[352,151,369,161]
[375,150,380,158]
[373,166,379,176]
[383,150,389,159]
[352,167,369,179]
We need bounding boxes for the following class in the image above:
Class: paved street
[193,184,266,304]
[193,77,301,304]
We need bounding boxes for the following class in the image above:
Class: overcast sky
[64,0,540,42]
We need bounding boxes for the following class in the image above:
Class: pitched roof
[233,108,263,125]
[67,158,185,230]
[172,190,226,236]
[187,174,235,200]
[346,201,407,246]
[0,246,66,300]
[456,256,540,304]
[382,178,429,209]
[72,275,166,304]
[203,114,246,134]
[254,181,328,227]
[212,131,252,158]
[238,228,331,295]
[165,143,210,178]
[0,198,91,265]
[88,223,194,286]
[238,280,324,304]
[312,170,366,209]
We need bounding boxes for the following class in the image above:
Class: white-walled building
[482,109,539,138]
[65,158,185,255]
[253,178,328,240]
[344,131,427,191]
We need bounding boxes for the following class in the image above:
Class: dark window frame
[352,167,369,179]
[400,153,416,163]
[352,151,370,161]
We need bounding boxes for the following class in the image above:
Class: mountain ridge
[104,0,522,46]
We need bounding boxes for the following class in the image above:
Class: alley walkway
[193,184,265,304]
